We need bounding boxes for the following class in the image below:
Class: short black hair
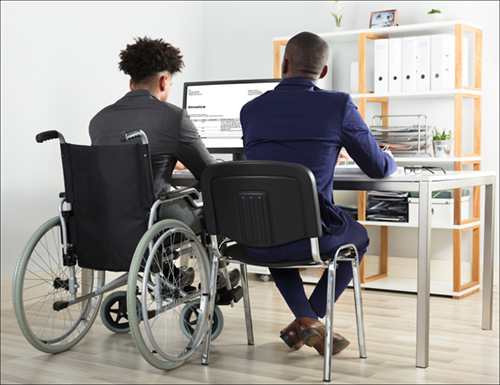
[285,32,329,77]
[118,37,185,85]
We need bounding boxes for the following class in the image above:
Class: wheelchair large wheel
[127,219,210,370]
[12,216,104,353]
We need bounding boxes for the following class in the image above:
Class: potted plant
[432,127,453,157]
[427,9,444,22]
[331,1,345,30]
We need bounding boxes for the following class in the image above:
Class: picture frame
[369,9,398,28]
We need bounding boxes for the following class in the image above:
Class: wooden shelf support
[273,40,288,79]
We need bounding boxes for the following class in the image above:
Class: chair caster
[180,299,224,341]
[100,291,141,333]
[260,274,271,282]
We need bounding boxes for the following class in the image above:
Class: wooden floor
[2,274,499,384]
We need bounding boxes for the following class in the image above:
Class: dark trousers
[246,215,368,320]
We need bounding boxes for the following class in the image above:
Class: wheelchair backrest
[201,160,322,248]
[60,142,155,271]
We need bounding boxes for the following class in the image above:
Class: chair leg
[201,251,220,365]
[239,264,254,345]
[351,250,367,359]
[323,257,337,382]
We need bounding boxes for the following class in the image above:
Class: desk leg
[416,181,432,368]
[482,182,496,330]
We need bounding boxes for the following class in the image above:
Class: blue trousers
[245,215,368,320]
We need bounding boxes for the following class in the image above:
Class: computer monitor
[182,79,281,159]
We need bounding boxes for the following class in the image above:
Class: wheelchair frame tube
[58,198,79,300]
[58,198,69,255]
[63,272,127,307]
[202,235,222,365]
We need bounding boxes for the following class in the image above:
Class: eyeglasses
[404,166,446,175]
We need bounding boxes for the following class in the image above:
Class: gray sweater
[89,89,214,197]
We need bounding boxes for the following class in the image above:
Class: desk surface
[173,168,496,183]
[332,169,497,194]
[334,169,496,182]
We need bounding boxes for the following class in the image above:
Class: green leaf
[432,127,452,140]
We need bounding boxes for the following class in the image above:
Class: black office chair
[200,160,367,382]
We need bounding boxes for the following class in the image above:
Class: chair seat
[223,243,329,268]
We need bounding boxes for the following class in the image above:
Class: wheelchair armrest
[159,187,202,208]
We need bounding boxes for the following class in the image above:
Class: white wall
[1,1,206,278]
[1,1,498,279]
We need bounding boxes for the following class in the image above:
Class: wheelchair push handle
[36,130,66,144]
[120,129,149,145]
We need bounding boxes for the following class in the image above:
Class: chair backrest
[60,142,155,271]
[201,161,322,247]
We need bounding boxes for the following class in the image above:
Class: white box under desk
[408,195,470,225]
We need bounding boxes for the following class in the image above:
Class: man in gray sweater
[90,36,214,198]
[90,36,239,289]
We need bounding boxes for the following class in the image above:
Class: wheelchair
[12,129,234,371]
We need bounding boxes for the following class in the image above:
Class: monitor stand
[207,148,246,162]
[232,153,246,161]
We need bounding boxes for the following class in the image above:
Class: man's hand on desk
[174,161,187,170]
[336,152,350,166]
[383,149,394,158]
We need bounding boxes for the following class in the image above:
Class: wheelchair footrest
[53,301,69,311]
[216,286,243,306]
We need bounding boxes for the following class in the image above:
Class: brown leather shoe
[280,321,303,350]
[297,317,350,355]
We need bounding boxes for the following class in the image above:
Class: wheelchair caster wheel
[180,299,224,341]
[100,291,141,333]
[260,274,271,282]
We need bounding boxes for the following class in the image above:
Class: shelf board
[392,156,481,164]
[274,20,483,44]
[359,220,480,230]
[351,89,482,100]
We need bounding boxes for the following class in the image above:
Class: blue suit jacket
[241,77,397,237]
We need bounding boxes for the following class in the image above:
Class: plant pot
[333,26,344,32]
[432,140,453,157]
[427,13,444,22]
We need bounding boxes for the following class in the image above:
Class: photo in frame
[369,10,398,28]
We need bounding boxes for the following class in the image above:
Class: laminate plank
[1,274,498,384]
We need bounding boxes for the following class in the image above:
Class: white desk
[332,170,496,368]
[172,169,497,369]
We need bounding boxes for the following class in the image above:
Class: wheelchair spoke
[13,217,104,353]
[127,219,211,369]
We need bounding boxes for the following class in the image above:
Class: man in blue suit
[241,31,397,356]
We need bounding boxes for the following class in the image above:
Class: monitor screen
[182,79,281,154]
